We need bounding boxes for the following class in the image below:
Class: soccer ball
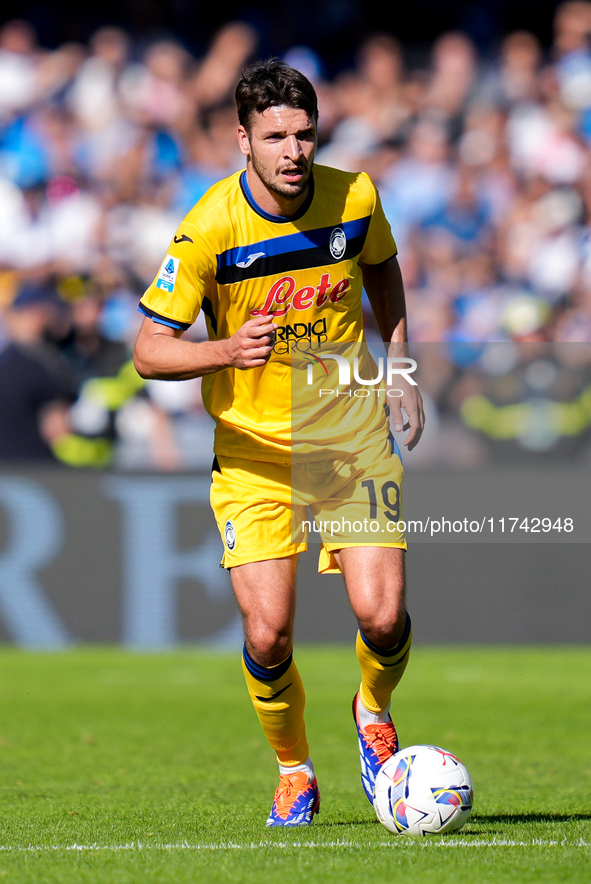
[373,745,473,836]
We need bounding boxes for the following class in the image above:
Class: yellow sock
[242,647,309,766]
[356,614,412,713]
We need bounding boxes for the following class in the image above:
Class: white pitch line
[0,839,587,852]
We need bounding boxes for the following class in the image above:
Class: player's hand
[389,378,425,451]
[224,314,277,369]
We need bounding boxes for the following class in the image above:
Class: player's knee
[245,622,292,665]
[359,607,407,650]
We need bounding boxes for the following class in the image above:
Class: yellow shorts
[210,434,406,574]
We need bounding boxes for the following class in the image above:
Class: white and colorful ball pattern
[373,745,473,836]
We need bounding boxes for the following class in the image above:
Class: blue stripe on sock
[359,613,412,657]
[242,646,293,682]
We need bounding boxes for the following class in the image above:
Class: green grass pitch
[0,646,589,883]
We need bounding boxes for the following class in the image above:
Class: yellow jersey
[140,164,397,462]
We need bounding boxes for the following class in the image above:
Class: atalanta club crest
[224,520,236,551]
[329,227,346,260]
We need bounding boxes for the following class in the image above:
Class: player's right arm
[136,188,279,380]
[133,314,277,380]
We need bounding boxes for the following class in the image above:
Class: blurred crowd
[1,4,591,469]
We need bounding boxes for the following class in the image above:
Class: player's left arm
[360,255,425,450]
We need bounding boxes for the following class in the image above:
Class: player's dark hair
[235,58,318,133]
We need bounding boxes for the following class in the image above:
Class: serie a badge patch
[156,255,180,292]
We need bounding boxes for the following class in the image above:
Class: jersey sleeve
[358,175,397,265]
[139,221,216,331]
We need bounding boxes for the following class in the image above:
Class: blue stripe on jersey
[138,302,191,331]
[217,215,371,273]
[389,431,402,461]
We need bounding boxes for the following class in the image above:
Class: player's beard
[249,150,312,201]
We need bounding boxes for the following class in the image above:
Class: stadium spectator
[0,19,39,123]
[0,281,73,461]
[191,21,259,112]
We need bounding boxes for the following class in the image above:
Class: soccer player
[133,59,424,826]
